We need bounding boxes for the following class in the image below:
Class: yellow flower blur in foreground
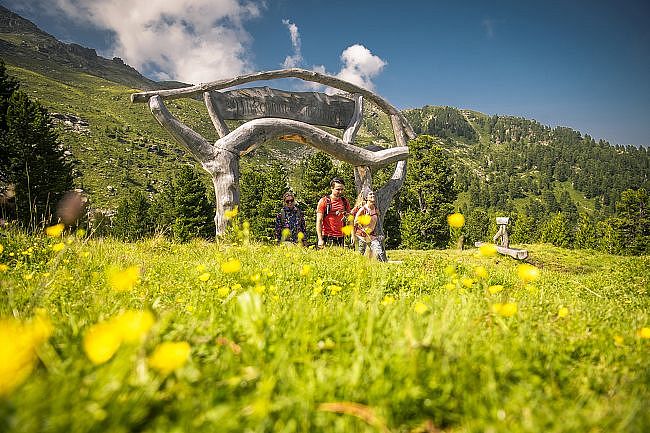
[224,206,238,220]
[381,295,395,306]
[0,243,4,254]
[51,242,65,252]
[83,310,155,364]
[479,243,498,257]
[357,214,372,226]
[0,314,53,396]
[0,264,8,273]
[198,272,211,282]
[83,321,123,365]
[148,341,191,374]
[108,265,141,292]
[414,302,429,315]
[488,285,505,294]
[300,264,312,277]
[221,259,241,274]
[637,327,650,339]
[114,310,155,343]
[557,307,569,318]
[341,225,353,236]
[45,223,65,237]
[474,266,488,279]
[447,213,465,228]
[492,303,518,317]
[517,264,540,284]
[613,335,625,346]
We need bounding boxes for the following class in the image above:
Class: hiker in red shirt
[316,177,351,248]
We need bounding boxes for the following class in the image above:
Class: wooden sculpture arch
[131,68,416,236]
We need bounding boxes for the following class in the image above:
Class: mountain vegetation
[0,6,648,254]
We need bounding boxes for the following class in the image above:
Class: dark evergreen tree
[239,162,287,241]
[399,135,456,249]
[0,64,75,228]
[112,191,152,241]
[171,165,214,242]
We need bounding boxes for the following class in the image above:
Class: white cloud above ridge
[49,0,262,84]
[281,19,302,69]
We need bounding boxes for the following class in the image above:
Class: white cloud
[49,0,262,84]
[335,44,387,91]
[281,19,302,69]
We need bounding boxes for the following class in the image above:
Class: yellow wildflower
[444,264,457,277]
[221,259,241,274]
[300,264,312,277]
[231,283,242,291]
[75,228,86,238]
[613,335,624,346]
[0,315,52,396]
[195,264,206,272]
[217,287,230,297]
[517,264,540,283]
[51,242,65,252]
[0,244,3,254]
[488,285,505,294]
[381,295,396,306]
[83,321,122,365]
[198,272,211,282]
[0,264,9,273]
[492,303,518,317]
[479,243,498,257]
[341,225,353,236]
[148,341,191,374]
[461,277,474,288]
[328,285,343,295]
[23,273,33,281]
[414,302,429,315]
[444,282,456,290]
[224,206,238,220]
[114,310,155,343]
[357,214,372,226]
[250,273,261,283]
[297,232,305,242]
[108,265,141,292]
[447,213,465,228]
[45,223,65,237]
[557,307,569,318]
[281,228,291,241]
[637,327,650,339]
[474,266,488,279]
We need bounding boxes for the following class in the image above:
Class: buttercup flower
[474,266,488,279]
[479,243,498,257]
[83,321,123,365]
[224,206,238,220]
[341,225,353,236]
[492,302,518,317]
[198,272,211,282]
[45,223,65,237]
[488,285,504,294]
[300,264,312,277]
[381,295,395,306]
[637,327,650,339]
[108,265,141,292]
[414,302,429,315]
[357,214,372,226]
[447,213,465,228]
[517,264,540,283]
[221,259,241,274]
[557,307,569,318]
[114,310,155,343]
[149,341,191,374]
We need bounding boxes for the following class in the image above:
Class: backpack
[322,195,350,217]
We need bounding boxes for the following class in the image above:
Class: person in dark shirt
[275,191,306,245]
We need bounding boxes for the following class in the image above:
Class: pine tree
[112,191,152,241]
[0,63,74,227]
[239,162,287,241]
[399,135,456,249]
[171,165,214,242]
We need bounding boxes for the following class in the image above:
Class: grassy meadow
[1,226,649,433]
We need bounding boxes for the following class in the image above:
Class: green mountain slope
[1,5,648,221]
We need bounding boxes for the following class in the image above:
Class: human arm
[316,211,324,247]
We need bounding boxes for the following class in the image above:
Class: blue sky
[2,0,649,146]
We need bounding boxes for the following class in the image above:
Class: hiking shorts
[322,236,345,247]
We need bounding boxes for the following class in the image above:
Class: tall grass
[1,229,648,432]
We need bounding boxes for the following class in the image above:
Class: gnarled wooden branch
[221,118,408,167]
[203,92,230,138]
[130,68,416,140]
[343,94,363,144]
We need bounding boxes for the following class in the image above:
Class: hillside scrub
[0,225,648,433]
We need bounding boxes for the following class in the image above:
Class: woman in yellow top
[353,190,387,262]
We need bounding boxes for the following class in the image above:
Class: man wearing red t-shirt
[316,178,350,248]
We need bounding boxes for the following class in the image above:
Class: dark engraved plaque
[209,87,355,129]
